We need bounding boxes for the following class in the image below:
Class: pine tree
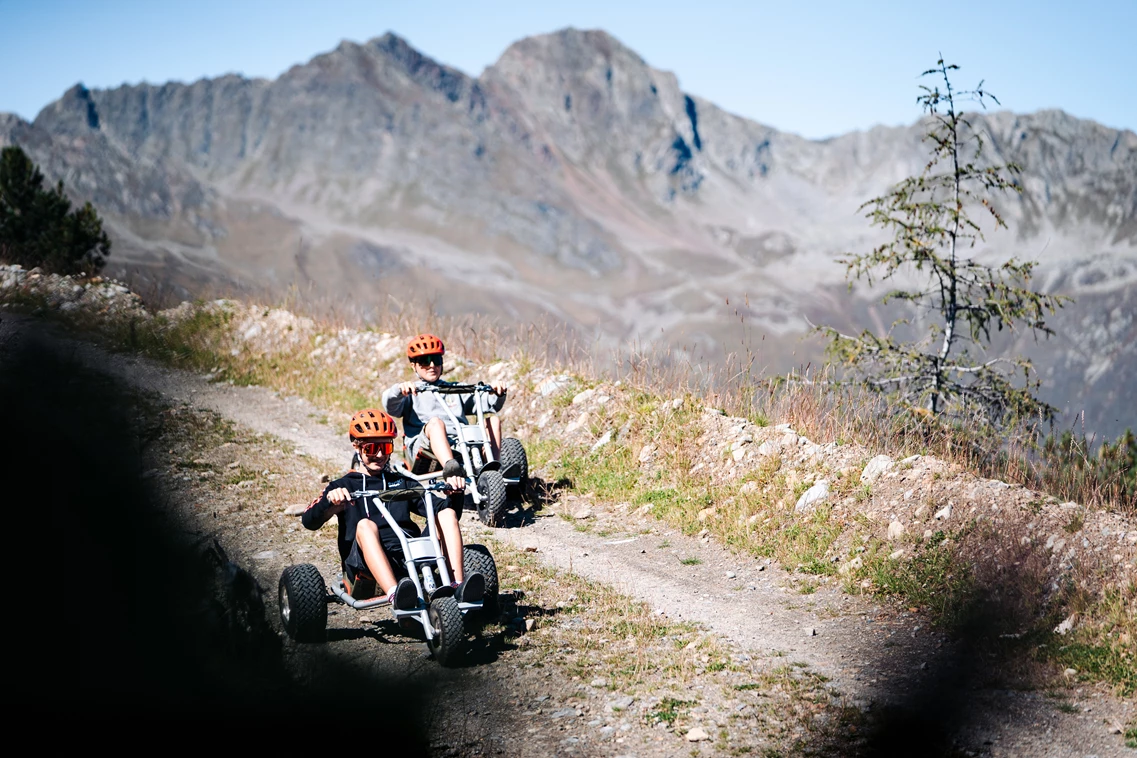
[0,146,110,275]
[823,59,1068,435]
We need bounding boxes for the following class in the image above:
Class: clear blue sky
[1,0,1134,140]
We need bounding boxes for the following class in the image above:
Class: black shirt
[302,468,423,563]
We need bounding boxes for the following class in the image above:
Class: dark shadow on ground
[0,325,429,750]
[802,532,1076,756]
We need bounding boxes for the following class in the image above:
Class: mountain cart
[406,381,528,527]
[277,466,499,667]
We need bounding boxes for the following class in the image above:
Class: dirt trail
[11,312,1132,757]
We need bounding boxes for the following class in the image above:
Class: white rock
[861,455,894,483]
[573,507,593,520]
[536,374,572,396]
[732,447,748,462]
[572,388,596,405]
[889,549,906,560]
[755,441,778,457]
[565,412,590,433]
[795,480,830,513]
[638,444,656,463]
[840,556,863,575]
[1054,614,1077,635]
[685,727,710,742]
[590,431,612,452]
[934,504,952,520]
[888,520,905,540]
[740,481,759,494]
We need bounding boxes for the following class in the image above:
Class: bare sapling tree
[823,58,1069,436]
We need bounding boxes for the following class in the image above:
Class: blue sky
[1,0,1134,139]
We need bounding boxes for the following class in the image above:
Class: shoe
[455,572,485,603]
[386,577,418,611]
[442,459,464,478]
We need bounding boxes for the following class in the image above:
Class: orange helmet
[407,333,445,361]
[348,409,397,440]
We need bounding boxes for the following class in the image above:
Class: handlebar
[350,482,450,502]
[349,475,464,502]
[414,381,497,395]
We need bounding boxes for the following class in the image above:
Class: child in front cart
[381,333,509,482]
[301,408,483,606]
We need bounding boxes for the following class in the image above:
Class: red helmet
[348,409,397,440]
[407,333,445,361]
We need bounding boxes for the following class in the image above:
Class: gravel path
[7,312,1131,757]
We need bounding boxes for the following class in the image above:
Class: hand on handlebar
[398,380,421,396]
[444,474,466,493]
[325,486,352,513]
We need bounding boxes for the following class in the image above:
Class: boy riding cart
[300,408,484,607]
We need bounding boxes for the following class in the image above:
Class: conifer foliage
[823,60,1068,434]
[0,146,110,275]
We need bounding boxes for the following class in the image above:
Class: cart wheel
[463,544,500,622]
[278,564,327,642]
[427,595,464,666]
[476,469,507,526]
[500,437,529,499]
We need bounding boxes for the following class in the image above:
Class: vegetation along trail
[2,304,1132,757]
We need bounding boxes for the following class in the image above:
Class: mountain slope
[3,28,1135,435]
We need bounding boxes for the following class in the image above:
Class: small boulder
[685,727,710,742]
[887,520,905,540]
[589,430,612,452]
[861,455,893,483]
[1054,614,1077,635]
[795,480,830,513]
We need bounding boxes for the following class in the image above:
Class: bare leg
[425,416,456,464]
[356,520,398,594]
[485,414,502,458]
[436,508,464,583]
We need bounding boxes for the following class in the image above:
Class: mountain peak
[34,82,101,133]
[493,27,647,72]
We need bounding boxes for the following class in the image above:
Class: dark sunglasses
[358,440,394,456]
[413,355,443,366]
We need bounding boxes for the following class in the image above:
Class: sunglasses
[413,355,443,366]
[358,440,394,456]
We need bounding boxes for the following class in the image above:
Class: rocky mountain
[2,29,1135,437]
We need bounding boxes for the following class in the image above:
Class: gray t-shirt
[381,379,506,439]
